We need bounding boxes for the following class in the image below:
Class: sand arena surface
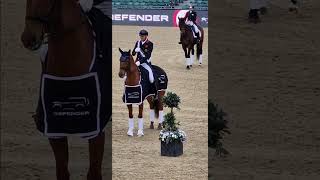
[112,25,208,179]
[209,0,320,179]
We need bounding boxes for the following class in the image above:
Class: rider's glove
[135,48,141,53]
[135,61,141,66]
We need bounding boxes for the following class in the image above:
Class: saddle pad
[123,85,143,105]
[41,73,101,137]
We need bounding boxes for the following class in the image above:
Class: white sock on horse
[149,109,155,122]
[199,54,203,64]
[191,54,195,65]
[159,111,164,124]
[128,118,134,130]
[186,58,191,66]
[138,118,144,130]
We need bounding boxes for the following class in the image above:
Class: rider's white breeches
[141,63,154,83]
[186,20,200,34]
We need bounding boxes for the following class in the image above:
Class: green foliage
[208,99,230,156]
[163,112,180,131]
[163,92,181,113]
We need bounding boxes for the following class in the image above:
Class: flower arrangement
[159,92,186,144]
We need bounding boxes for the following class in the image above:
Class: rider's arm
[132,41,138,56]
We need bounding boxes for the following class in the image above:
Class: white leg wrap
[159,111,164,123]
[199,54,203,64]
[185,58,189,66]
[191,54,194,65]
[138,118,144,130]
[128,118,134,130]
[149,109,155,122]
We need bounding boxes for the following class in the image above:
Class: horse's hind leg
[87,132,105,180]
[157,91,166,130]
[49,137,70,180]
[147,96,155,129]
[137,103,144,136]
[127,104,134,136]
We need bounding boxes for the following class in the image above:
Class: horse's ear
[128,49,131,54]
[119,48,123,54]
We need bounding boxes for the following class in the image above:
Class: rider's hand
[135,61,141,66]
[135,48,141,53]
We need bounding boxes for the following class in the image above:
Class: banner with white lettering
[112,9,208,27]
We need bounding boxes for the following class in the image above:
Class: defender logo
[128,92,140,99]
[52,97,90,111]
[158,75,166,84]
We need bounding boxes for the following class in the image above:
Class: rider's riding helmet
[189,5,194,10]
[139,29,148,36]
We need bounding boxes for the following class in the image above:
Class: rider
[132,29,155,84]
[179,5,201,44]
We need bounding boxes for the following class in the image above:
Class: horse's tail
[154,98,160,119]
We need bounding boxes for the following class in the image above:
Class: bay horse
[21,0,111,180]
[178,17,204,69]
[118,48,168,136]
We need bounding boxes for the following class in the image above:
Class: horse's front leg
[127,104,134,136]
[49,137,70,180]
[191,47,195,66]
[137,103,144,136]
[187,47,191,69]
[87,132,105,180]
[182,45,189,69]
[147,96,155,129]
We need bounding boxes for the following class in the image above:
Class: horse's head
[118,48,135,78]
[178,17,187,33]
[21,0,83,51]
[21,0,55,50]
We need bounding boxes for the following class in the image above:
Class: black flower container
[161,141,183,157]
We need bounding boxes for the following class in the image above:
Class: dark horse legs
[49,138,70,180]
[49,132,105,180]
[87,132,105,180]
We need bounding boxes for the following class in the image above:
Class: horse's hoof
[190,65,193,67]
[186,65,190,69]
[150,122,154,129]
[127,129,134,137]
[137,129,144,137]
[157,123,163,130]
[199,63,202,66]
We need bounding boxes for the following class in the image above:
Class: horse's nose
[118,71,124,78]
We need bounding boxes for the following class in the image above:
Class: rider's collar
[141,39,148,45]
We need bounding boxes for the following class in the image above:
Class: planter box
[161,141,183,157]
